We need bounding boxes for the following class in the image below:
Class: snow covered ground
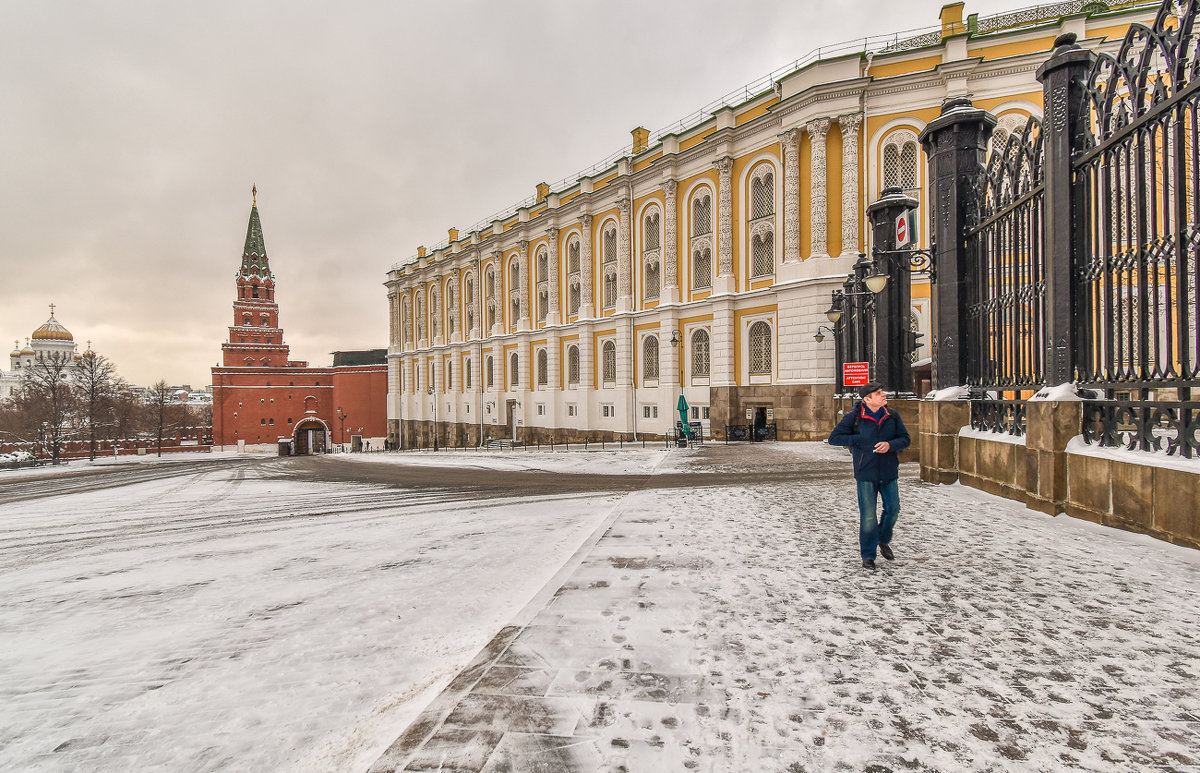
[3,445,1199,772]
[0,451,663,771]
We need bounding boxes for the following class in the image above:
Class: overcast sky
[2,0,1019,389]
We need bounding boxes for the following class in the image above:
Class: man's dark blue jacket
[828,402,911,482]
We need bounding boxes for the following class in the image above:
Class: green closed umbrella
[677,394,690,436]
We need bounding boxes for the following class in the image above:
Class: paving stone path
[369,443,1200,772]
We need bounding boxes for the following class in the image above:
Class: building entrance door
[505,399,516,440]
[293,420,327,455]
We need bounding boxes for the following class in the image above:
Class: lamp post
[336,407,347,452]
[428,384,438,451]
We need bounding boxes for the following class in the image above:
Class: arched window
[446,362,453,390]
[567,345,580,385]
[509,260,520,330]
[466,358,472,389]
[536,349,548,386]
[602,340,616,383]
[464,277,475,336]
[567,236,581,316]
[429,289,440,338]
[749,165,776,278]
[446,283,457,336]
[690,188,714,290]
[643,208,661,300]
[538,289,548,323]
[486,355,494,389]
[485,267,497,332]
[643,336,659,380]
[692,192,712,236]
[602,223,617,309]
[882,130,920,196]
[509,352,519,388]
[749,321,772,375]
[535,246,549,323]
[536,248,548,283]
[402,297,412,346]
[428,361,435,390]
[416,294,426,341]
[691,329,710,378]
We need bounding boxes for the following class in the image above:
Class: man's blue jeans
[856,478,900,560]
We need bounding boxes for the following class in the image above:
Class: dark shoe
[862,559,876,570]
[880,544,894,561]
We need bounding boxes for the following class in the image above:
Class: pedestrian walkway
[369,443,1200,772]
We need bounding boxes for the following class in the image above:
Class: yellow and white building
[385,0,1155,447]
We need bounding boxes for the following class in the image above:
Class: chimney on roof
[631,126,650,154]
[940,2,965,38]
[417,246,426,258]
[536,182,550,202]
[448,227,459,242]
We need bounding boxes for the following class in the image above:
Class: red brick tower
[221,187,299,368]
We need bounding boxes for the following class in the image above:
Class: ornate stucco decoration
[806,118,831,257]
[716,156,734,276]
[617,196,632,298]
[781,128,801,264]
[839,113,863,257]
[661,179,678,289]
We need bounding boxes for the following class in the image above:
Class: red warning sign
[843,362,870,387]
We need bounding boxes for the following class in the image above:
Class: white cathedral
[1,305,88,401]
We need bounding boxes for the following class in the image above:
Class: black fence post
[867,187,921,395]
[1036,34,1095,386]
[920,97,996,389]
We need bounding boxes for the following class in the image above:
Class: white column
[517,241,530,331]
[547,227,561,325]
[715,156,735,294]
[807,117,831,259]
[579,215,595,319]
[661,179,679,303]
[617,195,633,312]
[710,297,736,387]
[839,113,863,259]
[781,128,802,264]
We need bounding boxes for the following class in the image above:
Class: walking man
[827,383,911,569]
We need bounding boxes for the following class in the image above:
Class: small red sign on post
[843,362,870,387]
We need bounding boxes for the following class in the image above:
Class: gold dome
[31,305,73,342]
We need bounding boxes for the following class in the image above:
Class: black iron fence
[922,0,1200,457]
[970,399,1028,437]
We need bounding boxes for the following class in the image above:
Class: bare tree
[18,351,76,463]
[72,352,120,460]
[149,380,171,457]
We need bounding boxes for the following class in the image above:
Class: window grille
[486,268,495,298]
[569,284,580,315]
[509,263,519,289]
[883,144,901,189]
[538,291,547,322]
[749,321,772,374]
[568,240,580,273]
[430,292,440,337]
[644,212,660,250]
[751,172,774,219]
[510,353,519,388]
[536,250,548,283]
[899,142,919,190]
[486,356,494,388]
[536,349,548,385]
[416,296,426,339]
[751,235,773,277]
[466,359,472,388]
[603,226,617,264]
[603,271,616,308]
[567,345,580,384]
[465,278,473,305]
[511,298,519,328]
[602,341,616,382]
[691,329,710,377]
[447,287,456,336]
[402,299,412,344]
[693,249,712,288]
[692,194,712,236]
[447,362,453,389]
[643,336,659,380]
[645,264,660,299]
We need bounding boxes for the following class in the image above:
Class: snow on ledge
[1028,382,1101,402]
[1066,436,1200,474]
[924,385,971,401]
[958,425,1027,446]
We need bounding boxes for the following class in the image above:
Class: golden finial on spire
[49,302,55,317]
[252,184,257,207]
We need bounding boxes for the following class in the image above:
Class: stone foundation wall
[398,419,665,449]
[918,399,1199,549]
[710,383,837,441]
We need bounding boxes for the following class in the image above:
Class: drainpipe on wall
[476,254,484,447]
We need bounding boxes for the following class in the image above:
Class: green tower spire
[239,185,271,279]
